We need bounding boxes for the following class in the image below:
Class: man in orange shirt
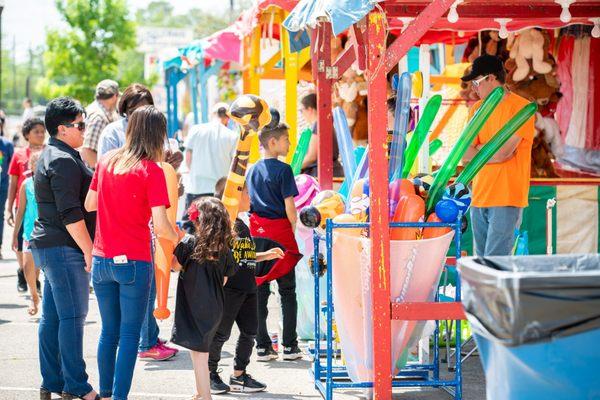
[462,55,535,256]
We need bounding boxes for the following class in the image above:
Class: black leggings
[208,289,257,372]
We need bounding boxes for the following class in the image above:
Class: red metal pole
[314,23,334,189]
[366,10,392,400]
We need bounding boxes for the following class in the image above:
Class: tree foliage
[38,0,137,104]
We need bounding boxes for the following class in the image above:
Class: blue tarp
[282,0,376,52]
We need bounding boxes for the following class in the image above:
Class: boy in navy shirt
[246,117,303,361]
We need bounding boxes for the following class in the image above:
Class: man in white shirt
[184,102,238,207]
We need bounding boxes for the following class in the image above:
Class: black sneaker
[17,268,27,293]
[230,372,266,393]
[210,370,230,394]
[256,346,278,362]
[282,345,303,360]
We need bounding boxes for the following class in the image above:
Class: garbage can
[458,254,600,400]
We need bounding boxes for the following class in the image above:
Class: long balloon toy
[339,146,366,198]
[345,145,369,210]
[399,94,442,179]
[222,95,271,222]
[456,102,537,186]
[333,107,357,187]
[153,162,179,320]
[291,127,312,175]
[388,72,412,180]
[429,103,459,142]
[426,86,505,212]
[429,139,442,156]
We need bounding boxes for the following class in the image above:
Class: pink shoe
[158,338,179,354]
[138,344,176,361]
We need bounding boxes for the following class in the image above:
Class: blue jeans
[92,256,152,400]
[471,206,523,256]
[138,267,159,352]
[32,246,92,396]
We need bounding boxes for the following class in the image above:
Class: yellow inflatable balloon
[412,71,423,98]
[333,213,363,237]
[221,95,271,222]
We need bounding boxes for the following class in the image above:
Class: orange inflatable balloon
[153,162,179,320]
[390,194,425,240]
[333,213,363,237]
[422,213,452,239]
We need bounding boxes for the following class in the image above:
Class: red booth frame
[310,1,600,398]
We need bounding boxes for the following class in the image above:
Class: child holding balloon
[246,115,303,361]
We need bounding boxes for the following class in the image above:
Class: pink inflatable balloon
[294,174,320,210]
[389,179,416,218]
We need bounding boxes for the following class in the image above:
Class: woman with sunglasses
[30,97,100,400]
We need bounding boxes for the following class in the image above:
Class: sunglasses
[471,75,489,88]
[63,122,86,131]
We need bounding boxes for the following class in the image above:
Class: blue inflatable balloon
[333,107,357,187]
[389,72,411,181]
[442,183,472,215]
[435,200,459,223]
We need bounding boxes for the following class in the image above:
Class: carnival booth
[279,0,600,399]
[234,0,315,162]
[163,24,242,137]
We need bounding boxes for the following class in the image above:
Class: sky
[2,0,233,61]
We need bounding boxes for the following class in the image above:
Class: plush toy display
[506,29,553,82]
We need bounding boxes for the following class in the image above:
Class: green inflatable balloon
[400,94,442,179]
[429,139,443,156]
[426,86,505,212]
[291,128,312,175]
[456,102,537,186]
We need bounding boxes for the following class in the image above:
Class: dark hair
[118,84,154,117]
[22,118,45,138]
[259,124,289,147]
[492,69,506,84]
[216,107,228,119]
[214,177,227,199]
[387,96,396,113]
[108,105,165,173]
[44,97,85,137]
[301,93,317,110]
[190,197,232,263]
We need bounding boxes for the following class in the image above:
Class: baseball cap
[461,55,505,82]
[95,79,120,99]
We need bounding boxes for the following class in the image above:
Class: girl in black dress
[171,197,238,400]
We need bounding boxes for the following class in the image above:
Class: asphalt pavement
[0,225,486,400]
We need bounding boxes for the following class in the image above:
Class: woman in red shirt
[84,106,178,400]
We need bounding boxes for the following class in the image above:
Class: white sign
[137,27,194,53]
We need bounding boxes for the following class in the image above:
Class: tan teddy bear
[507,29,553,81]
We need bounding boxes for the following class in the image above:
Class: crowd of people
[2,53,533,400]
[3,78,308,400]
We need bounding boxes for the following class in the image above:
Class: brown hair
[118,84,154,117]
[258,123,289,148]
[108,105,165,174]
[190,197,232,262]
